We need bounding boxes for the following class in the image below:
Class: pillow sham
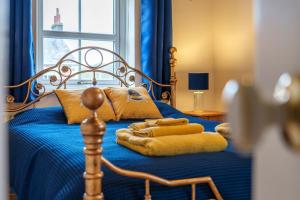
[55,89,116,124]
[104,87,163,120]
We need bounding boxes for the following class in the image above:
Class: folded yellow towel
[129,118,189,130]
[146,118,189,126]
[215,123,231,139]
[116,130,228,156]
[117,128,152,146]
[132,123,204,137]
[128,122,156,131]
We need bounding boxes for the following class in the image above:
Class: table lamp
[188,73,209,110]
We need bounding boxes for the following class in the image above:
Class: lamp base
[193,91,204,110]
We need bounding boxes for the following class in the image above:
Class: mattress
[9,101,251,200]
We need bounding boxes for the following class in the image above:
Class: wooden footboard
[80,88,223,200]
[80,88,106,200]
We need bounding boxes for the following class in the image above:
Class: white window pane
[81,0,114,34]
[81,40,114,81]
[43,38,79,64]
[43,0,79,32]
[43,38,80,80]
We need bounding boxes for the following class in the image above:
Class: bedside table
[183,110,226,122]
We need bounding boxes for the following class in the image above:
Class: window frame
[36,0,127,86]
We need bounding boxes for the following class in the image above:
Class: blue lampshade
[188,73,209,90]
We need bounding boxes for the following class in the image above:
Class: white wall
[173,0,254,111]
[0,0,9,198]
[254,0,300,199]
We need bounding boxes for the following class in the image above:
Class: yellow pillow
[55,89,116,124]
[104,87,163,120]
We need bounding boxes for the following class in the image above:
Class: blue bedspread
[9,101,251,200]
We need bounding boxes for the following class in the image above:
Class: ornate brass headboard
[5,46,177,112]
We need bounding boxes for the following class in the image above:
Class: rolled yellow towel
[129,118,189,131]
[116,131,228,156]
[215,123,231,139]
[132,123,204,137]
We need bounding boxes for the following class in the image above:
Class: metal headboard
[5,46,177,112]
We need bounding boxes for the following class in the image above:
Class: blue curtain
[9,0,36,102]
[141,0,173,99]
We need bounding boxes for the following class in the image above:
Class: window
[36,0,127,85]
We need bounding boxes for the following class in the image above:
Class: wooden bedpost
[169,47,177,108]
[80,87,106,200]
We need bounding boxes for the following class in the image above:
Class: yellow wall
[173,0,254,111]
[213,0,254,110]
[173,0,215,111]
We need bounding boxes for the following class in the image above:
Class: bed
[6,47,251,200]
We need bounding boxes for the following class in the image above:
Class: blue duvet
[9,101,251,200]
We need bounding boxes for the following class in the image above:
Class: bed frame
[5,47,223,200]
